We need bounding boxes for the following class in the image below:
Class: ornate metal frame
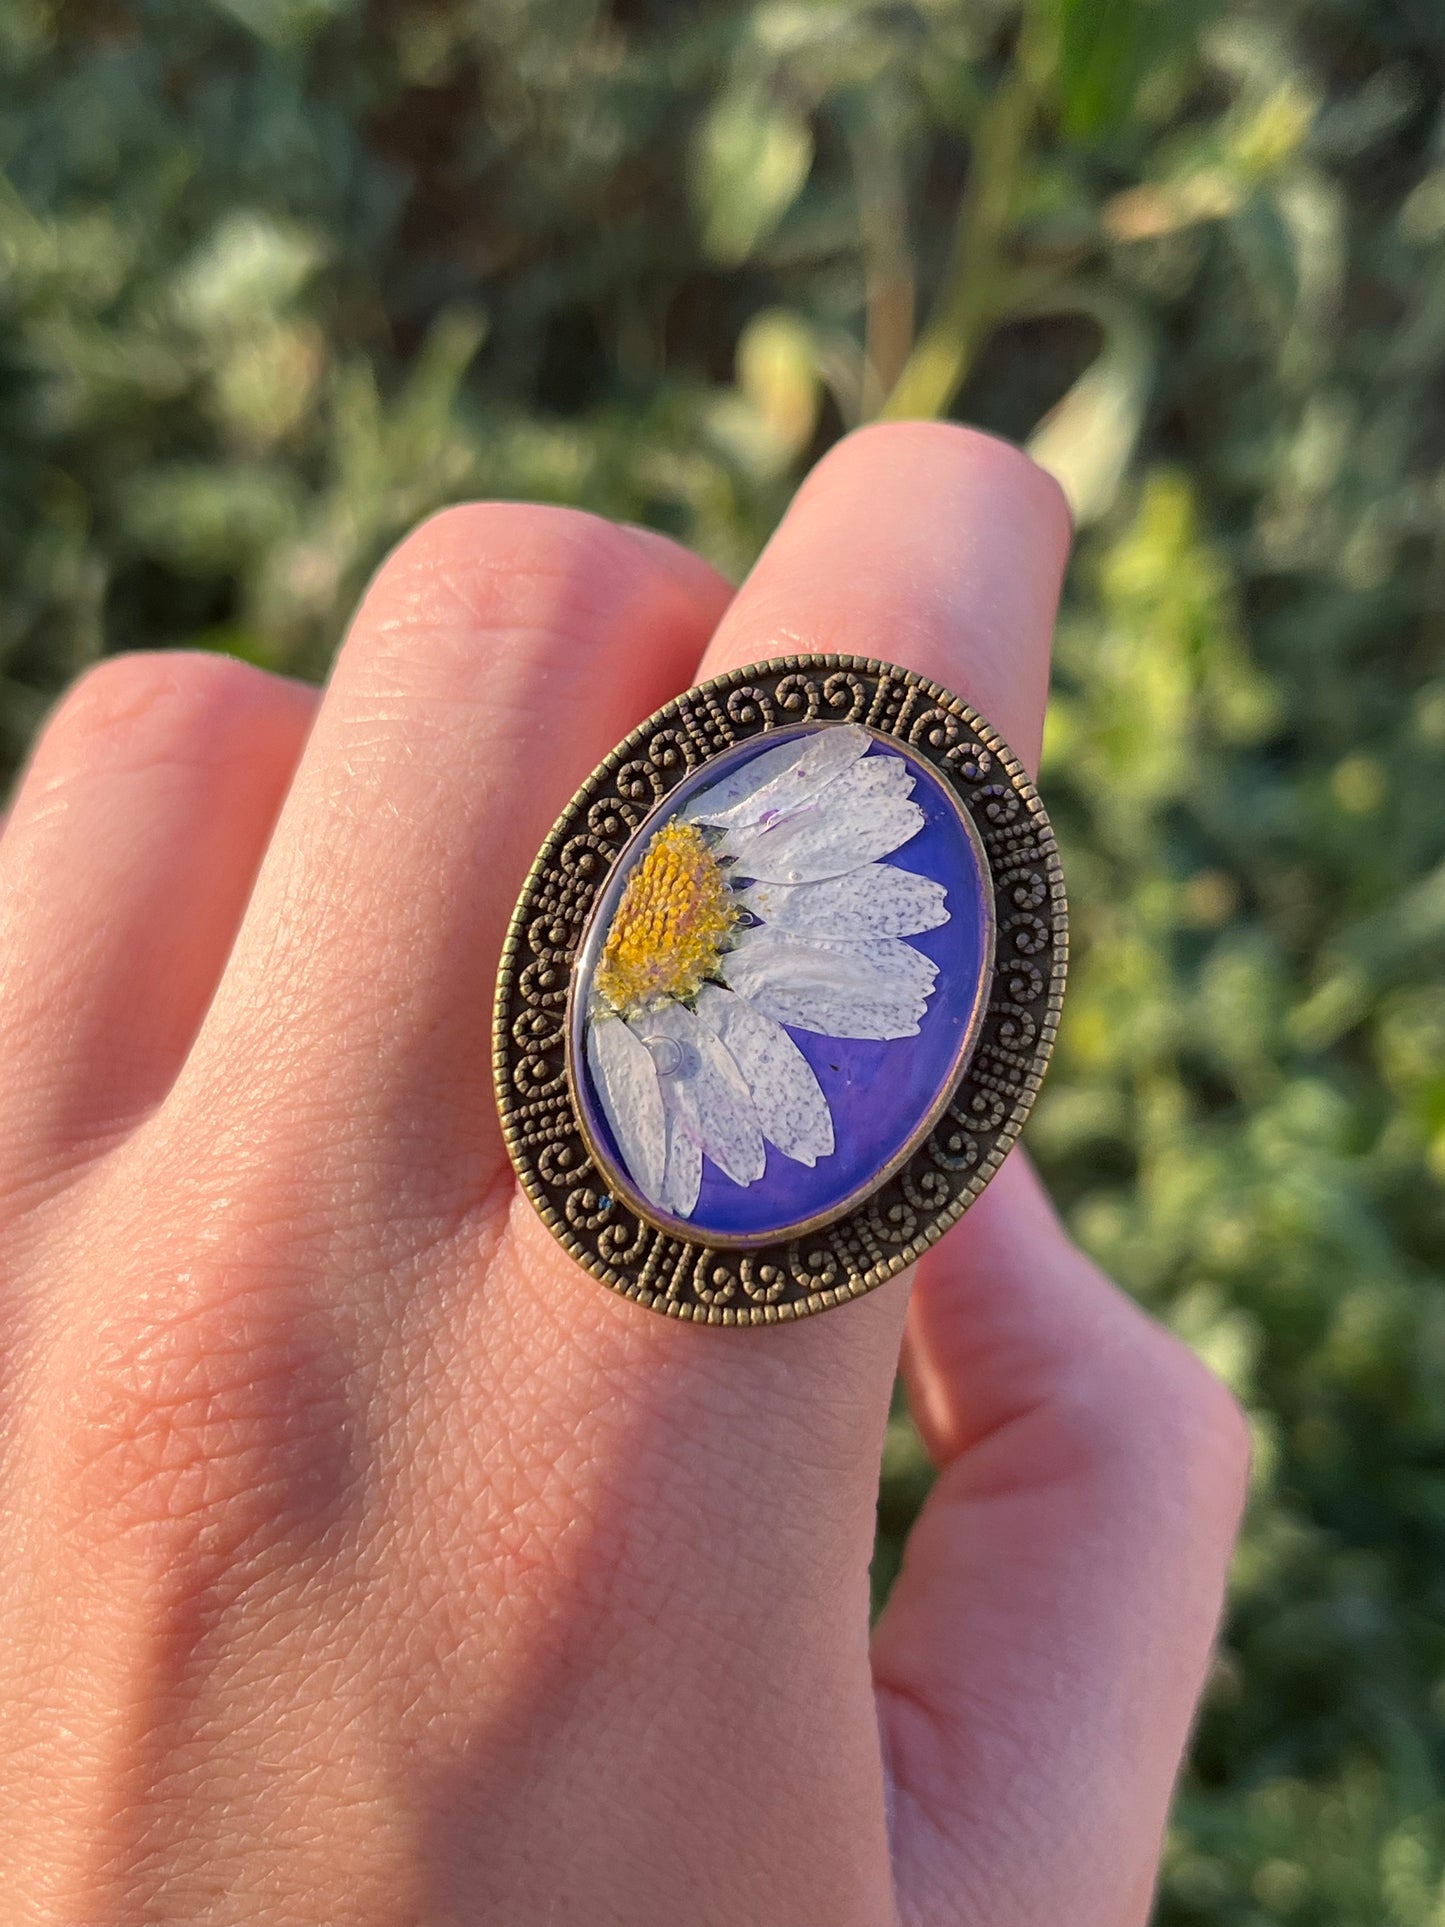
[493,656,1067,1325]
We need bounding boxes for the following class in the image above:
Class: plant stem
[878,42,1043,422]
[852,116,917,417]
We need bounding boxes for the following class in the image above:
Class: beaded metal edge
[493,655,1067,1325]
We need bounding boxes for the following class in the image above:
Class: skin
[0,424,1248,1927]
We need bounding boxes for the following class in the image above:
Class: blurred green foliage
[3,0,1444,1917]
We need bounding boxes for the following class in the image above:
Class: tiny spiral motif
[527,910,576,962]
[866,1195,919,1246]
[1004,958,1046,1003]
[726,685,775,729]
[692,1252,738,1306]
[977,783,1022,826]
[519,958,568,1009]
[947,741,994,783]
[565,1182,614,1233]
[775,672,821,718]
[615,757,665,803]
[559,832,610,884]
[902,1166,951,1212]
[514,1051,568,1099]
[740,1256,788,1303]
[648,727,696,777]
[598,1213,652,1270]
[908,706,963,754]
[952,1086,1010,1134]
[927,1125,982,1174]
[823,670,868,720]
[588,797,641,843]
[512,1006,563,1055]
[537,1135,584,1187]
[787,1241,840,1294]
[996,1005,1039,1052]
[1006,912,1050,957]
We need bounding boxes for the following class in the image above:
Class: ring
[493,655,1067,1324]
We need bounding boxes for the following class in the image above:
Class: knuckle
[1169,1343,1253,1495]
[344,503,651,690]
[389,499,631,573]
[1022,1308,1252,1533]
[34,651,292,786]
[60,1255,353,1570]
[1107,1329,1252,1516]
[53,649,253,737]
[370,500,640,616]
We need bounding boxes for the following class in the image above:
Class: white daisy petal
[587,1014,668,1205]
[682,723,870,831]
[694,983,833,1167]
[633,1002,766,1188]
[722,793,925,884]
[742,864,948,939]
[659,1108,702,1216]
[722,932,937,1040]
[836,755,914,803]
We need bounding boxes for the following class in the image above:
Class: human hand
[0,425,1247,1926]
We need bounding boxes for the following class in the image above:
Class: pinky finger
[873,1154,1250,1927]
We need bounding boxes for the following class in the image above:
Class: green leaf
[1039,0,1221,139]
[691,86,813,266]
[1026,290,1155,524]
[203,0,355,52]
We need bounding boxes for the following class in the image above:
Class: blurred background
[2,0,1443,1917]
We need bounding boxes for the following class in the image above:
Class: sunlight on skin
[0,425,1246,1926]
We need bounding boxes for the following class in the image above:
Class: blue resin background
[574,728,991,1243]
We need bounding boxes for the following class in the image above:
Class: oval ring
[493,655,1067,1325]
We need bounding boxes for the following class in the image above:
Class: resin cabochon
[569,725,995,1246]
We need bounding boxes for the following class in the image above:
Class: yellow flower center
[595,821,737,1017]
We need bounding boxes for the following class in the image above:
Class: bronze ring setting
[493,655,1067,1325]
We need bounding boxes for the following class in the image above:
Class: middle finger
[166,505,730,1210]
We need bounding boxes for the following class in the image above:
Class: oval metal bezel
[493,655,1067,1325]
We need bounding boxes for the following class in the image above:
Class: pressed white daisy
[584,723,949,1220]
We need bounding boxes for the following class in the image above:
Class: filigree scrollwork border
[493,656,1068,1325]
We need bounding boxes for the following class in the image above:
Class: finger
[540,421,1070,1477]
[472,424,1071,1910]
[648,418,1071,1438]
[0,654,315,1187]
[506,425,1069,1609]
[698,418,1068,766]
[168,507,733,1199]
[873,1153,1250,1927]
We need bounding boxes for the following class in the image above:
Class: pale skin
[0,424,1248,1926]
